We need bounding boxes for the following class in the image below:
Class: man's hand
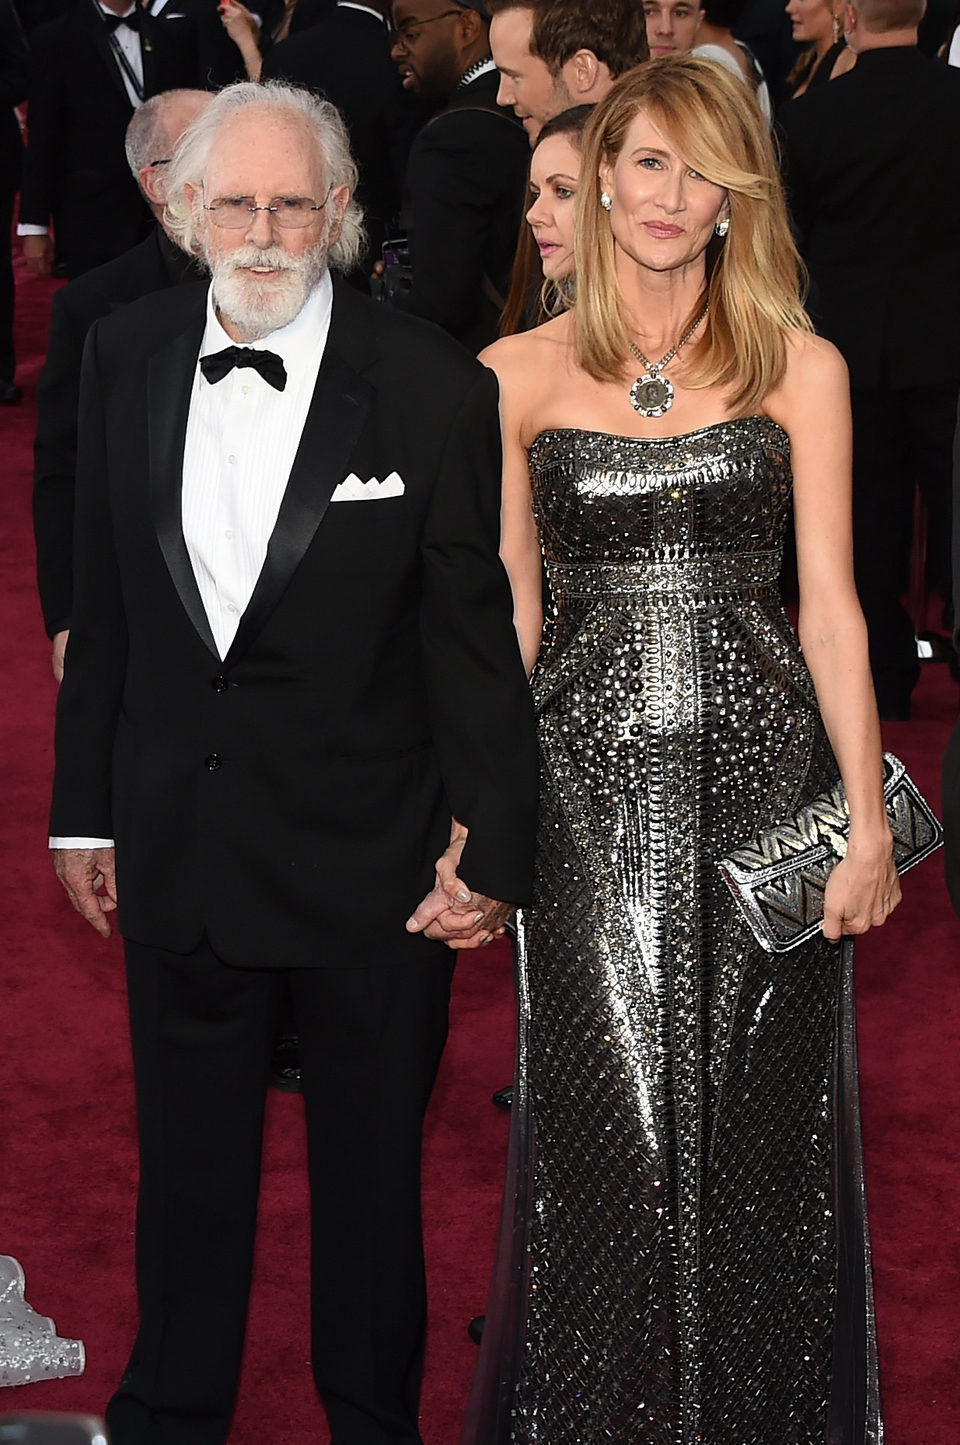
[22,234,54,278]
[52,629,69,683]
[53,847,118,937]
[406,821,513,950]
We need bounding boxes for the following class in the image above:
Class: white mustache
[219,245,304,274]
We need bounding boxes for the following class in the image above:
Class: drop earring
[715,216,730,238]
[832,10,840,41]
[600,191,612,211]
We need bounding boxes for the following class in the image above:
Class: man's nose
[496,74,513,107]
[244,205,277,243]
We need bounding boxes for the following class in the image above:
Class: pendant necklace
[628,304,709,418]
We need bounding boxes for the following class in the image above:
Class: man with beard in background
[49,79,538,1445]
[389,0,528,350]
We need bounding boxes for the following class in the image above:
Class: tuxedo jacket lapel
[86,6,136,110]
[147,309,220,658]
[224,343,374,666]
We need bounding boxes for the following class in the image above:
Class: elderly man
[51,80,538,1445]
[34,88,211,685]
[488,0,648,143]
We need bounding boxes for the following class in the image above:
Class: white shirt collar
[201,268,334,372]
[336,1,385,20]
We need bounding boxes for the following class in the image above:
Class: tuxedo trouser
[0,191,14,385]
[106,936,454,1445]
[851,385,957,705]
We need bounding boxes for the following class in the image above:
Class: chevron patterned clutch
[718,753,942,953]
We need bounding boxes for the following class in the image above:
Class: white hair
[164,81,366,273]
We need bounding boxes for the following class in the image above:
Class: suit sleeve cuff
[49,837,115,849]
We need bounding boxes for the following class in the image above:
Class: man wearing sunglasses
[50,79,537,1445]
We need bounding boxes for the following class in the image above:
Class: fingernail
[475,912,485,924]
[457,889,471,903]
[480,933,492,945]
[405,917,419,931]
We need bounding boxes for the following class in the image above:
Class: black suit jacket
[51,278,538,966]
[34,226,202,637]
[262,5,422,274]
[399,67,529,353]
[779,47,960,389]
[942,400,960,916]
[0,0,27,197]
[19,0,202,276]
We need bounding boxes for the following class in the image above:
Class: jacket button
[205,754,222,771]
[212,674,229,692]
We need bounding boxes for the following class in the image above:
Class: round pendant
[630,372,674,418]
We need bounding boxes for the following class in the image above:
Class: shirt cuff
[49,837,115,849]
[18,223,49,236]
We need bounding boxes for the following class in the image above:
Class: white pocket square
[330,471,405,502]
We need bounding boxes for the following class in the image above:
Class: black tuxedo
[19,0,202,277]
[34,226,202,638]
[941,400,960,916]
[0,0,27,387]
[262,4,422,276]
[780,47,960,711]
[399,66,529,353]
[52,276,537,1442]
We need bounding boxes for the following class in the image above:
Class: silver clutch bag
[718,752,942,954]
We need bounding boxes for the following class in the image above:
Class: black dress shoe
[468,1315,485,1345]
[0,380,21,405]
[492,1084,514,1109]
[269,1035,302,1092]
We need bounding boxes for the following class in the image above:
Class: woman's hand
[822,835,901,941]
[218,0,262,68]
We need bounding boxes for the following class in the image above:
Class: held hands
[406,820,514,950]
[53,847,117,938]
[821,832,901,942]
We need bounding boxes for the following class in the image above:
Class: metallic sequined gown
[464,420,882,1445]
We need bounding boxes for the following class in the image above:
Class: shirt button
[228,454,237,465]
[225,602,238,614]
[241,385,250,395]
[205,754,222,771]
[212,675,229,693]
[224,529,234,540]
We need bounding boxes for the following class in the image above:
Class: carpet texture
[1,260,958,1443]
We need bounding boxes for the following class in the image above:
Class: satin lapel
[147,313,220,658]
[223,349,374,667]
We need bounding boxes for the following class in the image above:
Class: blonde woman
[786,0,856,95]
[465,55,897,1445]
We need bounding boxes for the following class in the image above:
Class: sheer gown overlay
[464,420,882,1445]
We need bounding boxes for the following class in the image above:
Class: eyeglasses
[389,9,461,48]
[202,187,333,230]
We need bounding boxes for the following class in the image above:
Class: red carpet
[1,263,959,1443]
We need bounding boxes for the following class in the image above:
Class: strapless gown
[463,421,882,1444]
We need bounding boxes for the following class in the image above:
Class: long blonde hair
[574,56,811,415]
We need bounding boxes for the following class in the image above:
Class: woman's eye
[639,156,661,170]
[555,186,575,200]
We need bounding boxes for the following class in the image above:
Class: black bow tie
[200,345,287,392]
[102,7,141,30]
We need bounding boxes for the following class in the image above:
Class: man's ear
[139,162,166,209]
[327,185,351,247]
[456,6,485,47]
[561,47,601,99]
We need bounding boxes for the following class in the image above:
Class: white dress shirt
[51,272,334,849]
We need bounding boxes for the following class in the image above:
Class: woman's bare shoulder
[480,314,573,378]
[764,331,849,430]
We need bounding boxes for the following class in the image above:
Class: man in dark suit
[34,87,210,683]
[942,401,960,916]
[51,79,538,1445]
[388,0,528,351]
[779,0,960,719]
[0,0,27,405]
[262,0,423,279]
[18,0,202,279]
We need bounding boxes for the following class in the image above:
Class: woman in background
[785,0,855,94]
[499,106,591,338]
[465,55,897,1444]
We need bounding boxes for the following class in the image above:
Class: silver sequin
[464,420,882,1445]
[0,1255,85,1387]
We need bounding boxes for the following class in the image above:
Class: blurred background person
[33,89,211,684]
[217,0,296,80]
[0,0,26,406]
[17,0,203,279]
[499,102,589,336]
[643,0,703,57]
[693,0,773,116]
[488,0,647,145]
[263,0,422,283]
[780,0,960,718]
[784,0,854,96]
[388,0,528,351]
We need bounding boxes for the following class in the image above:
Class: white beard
[208,238,329,341]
